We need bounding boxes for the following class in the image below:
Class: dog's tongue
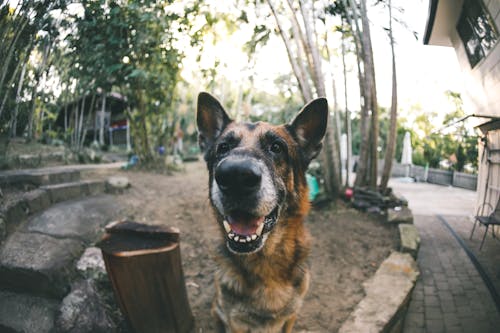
[227,212,264,236]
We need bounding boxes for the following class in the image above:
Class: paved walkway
[389,180,500,333]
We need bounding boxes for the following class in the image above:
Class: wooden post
[97,220,194,333]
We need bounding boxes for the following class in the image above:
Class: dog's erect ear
[196,92,232,152]
[289,98,328,164]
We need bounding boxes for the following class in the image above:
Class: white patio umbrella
[401,131,413,165]
[401,131,412,178]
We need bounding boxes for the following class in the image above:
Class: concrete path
[389,179,500,333]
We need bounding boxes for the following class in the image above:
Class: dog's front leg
[282,314,297,333]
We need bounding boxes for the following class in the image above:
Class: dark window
[457,0,498,67]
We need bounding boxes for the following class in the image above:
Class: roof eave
[423,0,439,45]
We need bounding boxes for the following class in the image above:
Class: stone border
[339,206,421,333]
[0,180,107,241]
[0,169,80,188]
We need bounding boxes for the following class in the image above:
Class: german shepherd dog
[196,92,327,332]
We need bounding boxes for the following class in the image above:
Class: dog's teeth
[246,236,251,242]
[228,232,234,239]
[234,236,239,242]
[256,223,264,236]
[239,238,246,243]
[223,220,231,233]
[251,234,257,240]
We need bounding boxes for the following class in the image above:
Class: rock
[55,279,115,333]
[25,195,121,241]
[106,176,130,194]
[387,206,413,224]
[0,216,5,240]
[392,192,409,207]
[399,224,420,259]
[83,180,106,196]
[76,247,107,282]
[3,199,29,229]
[339,252,419,333]
[47,170,80,185]
[23,189,51,215]
[366,206,382,214]
[352,199,371,211]
[79,148,102,164]
[40,181,85,204]
[0,232,84,298]
[0,290,59,333]
[18,154,41,168]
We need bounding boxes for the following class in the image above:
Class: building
[55,91,130,149]
[424,0,500,214]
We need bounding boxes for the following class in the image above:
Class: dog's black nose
[215,159,262,195]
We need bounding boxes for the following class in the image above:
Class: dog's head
[197,92,327,255]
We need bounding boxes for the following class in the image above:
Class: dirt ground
[110,160,399,332]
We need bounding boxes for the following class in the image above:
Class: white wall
[449,0,500,118]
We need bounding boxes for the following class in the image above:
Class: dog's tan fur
[197,92,327,332]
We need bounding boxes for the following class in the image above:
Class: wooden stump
[97,220,194,333]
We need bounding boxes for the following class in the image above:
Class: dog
[196,92,327,332]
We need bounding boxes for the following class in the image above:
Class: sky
[180,0,467,131]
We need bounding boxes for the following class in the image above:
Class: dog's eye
[217,142,230,155]
[270,142,283,154]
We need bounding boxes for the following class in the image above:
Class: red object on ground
[345,188,354,200]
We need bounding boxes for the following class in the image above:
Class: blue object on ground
[306,173,319,201]
[122,155,139,170]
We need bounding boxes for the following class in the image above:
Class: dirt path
[113,161,399,332]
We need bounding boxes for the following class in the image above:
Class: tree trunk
[81,93,96,150]
[341,22,351,187]
[0,57,22,121]
[359,0,379,189]
[27,40,51,140]
[99,93,106,145]
[0,17,29,97]
[289,5,315,99]
[380,0,398,191]
[344,0,370,188]
[267,0,313,101]
[72,104,78,147]
[299,0,341,197]
[77,95,86,150]
[298,0,324,97]
[10,60,27,138]
[286,0,317,92]
[323,26,342,155]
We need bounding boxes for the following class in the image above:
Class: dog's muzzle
[213,157,279,254]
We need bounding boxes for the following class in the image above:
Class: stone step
[0,169,80,189]
[40,179,106,204]
[0,195,123,298]
[1,180,107,238]
[0,162,123,189]
[0,290,59,333]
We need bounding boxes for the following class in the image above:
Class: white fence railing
[350,157,478,191]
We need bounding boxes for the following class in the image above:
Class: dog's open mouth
[222,207,279,254]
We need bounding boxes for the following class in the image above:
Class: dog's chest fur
[212,214,311,331]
